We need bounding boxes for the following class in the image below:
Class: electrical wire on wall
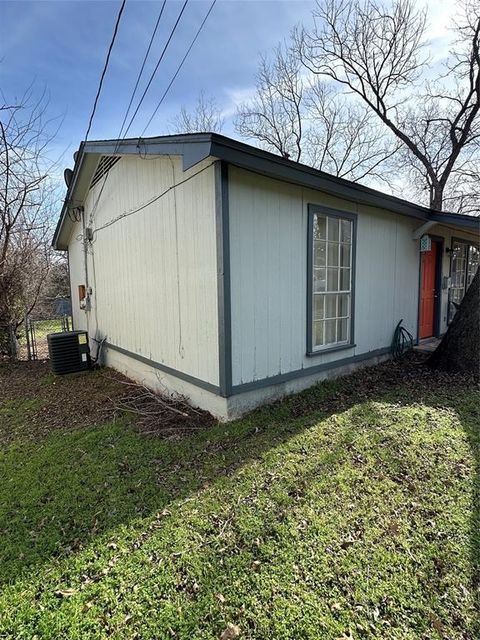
[91,161,215,236]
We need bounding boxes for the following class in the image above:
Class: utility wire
[84,0,126,142]
[121,0,189,140]
[87,0,168,225]
[141,0,217,137]
[116,0,167,141]
[92,161,215,235]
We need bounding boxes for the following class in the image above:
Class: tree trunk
[429,267,479,373]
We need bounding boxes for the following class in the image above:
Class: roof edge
[52,132,480,250]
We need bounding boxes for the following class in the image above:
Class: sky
[0,0,458,175]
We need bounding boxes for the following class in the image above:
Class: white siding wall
[229,167,420,386]
[67,155,219,387]
[68,222,88,333]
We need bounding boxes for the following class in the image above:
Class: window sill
[306,343,356,358]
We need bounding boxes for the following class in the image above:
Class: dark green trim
[306,210,314,354]
[306,205,357,356]
[210,137,428,221]
[215,161,232,397]
[429,211,480,231]
[307,343,357,357]
[230,347,390,395]
[105,342,221,395]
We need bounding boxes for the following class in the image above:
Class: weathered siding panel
[67,220,88,333]
[229,167,420,386]
[67,155,219,386]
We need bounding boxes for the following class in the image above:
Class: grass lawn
[0,357,478,639]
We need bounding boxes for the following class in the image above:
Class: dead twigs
[105,374,214,437]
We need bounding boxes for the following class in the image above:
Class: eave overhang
[52,132,480,250]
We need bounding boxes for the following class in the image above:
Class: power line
[87,1,168,225]
[87,0,214,226]
[84,0,126,142]
[121,0,189,140]
[141,0,217,137]
[117,0,167,141]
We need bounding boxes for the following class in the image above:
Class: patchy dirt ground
[1,354,478,447]
[0,360,213,445]
[287,352,479,419]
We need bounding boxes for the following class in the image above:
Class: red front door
[419,242,438,339]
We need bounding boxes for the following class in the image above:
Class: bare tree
[235,47,304,161]
[170,91,224,134]
[304,81,399,181]
[0,89,59,357]
[295,0,479,371]
[296,0,480,213]
[235,43,398,183]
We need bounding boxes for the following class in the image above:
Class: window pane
[327,268,338,291]
[338,293,350,317]
[467,246,479,287]
[453,241,467,259]
[328,242,339,267]
[340,243,351,267]
[310,212,354,351]
[341,219,352,243]
[452,289,462,304]
[314,215,326,240]
[340,268,351,291]
[314,268,326,292]
[325,294,337,319]
[313,320,324,346]
[328,217,339,242]
[313,295,324,320]
[325,319,336,344]
[337,318,348,342]
[314,241,326,267]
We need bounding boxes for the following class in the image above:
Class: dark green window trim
[307,204,357,357]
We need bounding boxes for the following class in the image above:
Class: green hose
[391,319,414,359]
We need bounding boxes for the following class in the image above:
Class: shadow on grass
[0,356,478,635]
[463,400,480,638]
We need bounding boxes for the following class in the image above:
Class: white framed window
[448,238,479,323]
[307,206,356,354]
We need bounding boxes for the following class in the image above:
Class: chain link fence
[24,315,72,361]
[15,295,73,361]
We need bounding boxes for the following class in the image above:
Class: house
[52,133,479,420]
